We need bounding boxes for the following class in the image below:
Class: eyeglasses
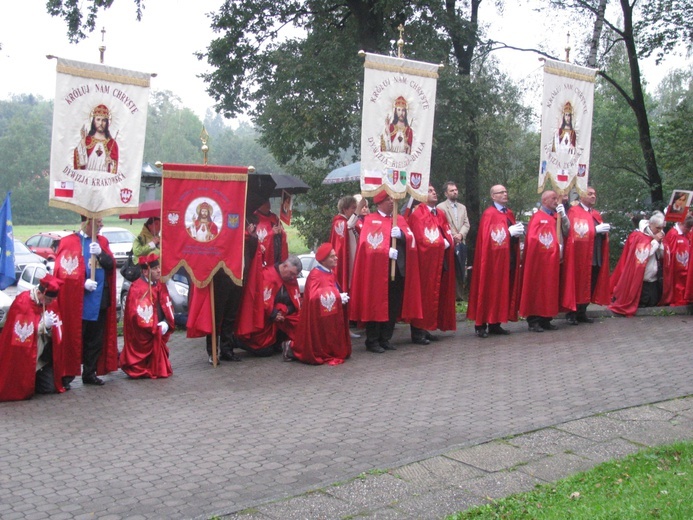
[492,190,508,195]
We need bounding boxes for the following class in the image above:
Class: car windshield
[14,241,31,254]
[102,231,134,243]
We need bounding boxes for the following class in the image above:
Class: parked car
[297,252,317,294]
[25,230,73,262]
[13,240,47,283]
[16,262,50,295]
[120,268,189,327]
[100,227,136,267]
[0,289,11,329]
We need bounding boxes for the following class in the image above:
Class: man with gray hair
[609,211,665,316]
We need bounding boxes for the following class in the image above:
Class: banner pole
[210,281,218,367]
[90,221,97,281]
[390,199,398,280]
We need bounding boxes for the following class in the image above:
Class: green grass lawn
[447,441,692,520]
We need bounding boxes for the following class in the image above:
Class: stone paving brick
[517,452,596,482]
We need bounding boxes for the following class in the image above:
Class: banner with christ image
[360,52,439,202]
[538,58,597,196]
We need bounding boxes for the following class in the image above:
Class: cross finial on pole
[99,27,107,64]
[397,24,405,59]
[200,126,210,165]
[565,31,571,63]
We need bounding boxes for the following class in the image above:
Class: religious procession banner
[49,58,151,217]
[538,58,597,196]
[360,52,439,202]
[160,164,249,288]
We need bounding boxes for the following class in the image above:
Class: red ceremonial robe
[254,210,288,267]
[658,226,690,306]
[0,292,65,401]
[235,232,266,337]
[349,212,422,323]
[292,266,351,365]
[54,233,118,378]
[407,204,456,331]
[609,230,656,316]
[120,277,175,379]
[684,230,693,302]
[329,214,351,291]
[467,206,521,325]
[562,205,611,306]
[519,209,573,318]
[237,265,302,351]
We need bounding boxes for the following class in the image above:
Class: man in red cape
[329,195,360,291]
[0,274,66,401]
[609,212,665,316]
[407,185,456,344]
[519,190,574,332]
[284,243,351,365]
[254,199,288,267]
[54,217,118,386]
[349,191,422,353]
[562,186,611,324]
[236,255,302,356]
[467,185,524,337]
[120,254,174,379]
[658,214,692,306]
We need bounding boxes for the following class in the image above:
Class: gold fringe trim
[361,187,428,204]
[161,259,243,288]
[364,61,439,79]
[48,199,137,218]
[57,62,151,88]
[163,170,248,182]
[544,65,596,83]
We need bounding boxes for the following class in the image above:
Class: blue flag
[0,192,16,289]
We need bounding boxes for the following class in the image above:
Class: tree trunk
[587,0,607,68]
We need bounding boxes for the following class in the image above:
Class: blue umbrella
[322,162,360,185]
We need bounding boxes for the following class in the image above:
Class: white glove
[89,242,102,256]
[148,241,157,249]
[390,226,401,238]
[556,204,566,216]
[340,292,350,304]
[509,223,525,237]
[43,311,54,329]
[158,321,169,335]
[84,279,98,292]
[388,247,398,260]
[443,238,450,249]
[595,223,611,234]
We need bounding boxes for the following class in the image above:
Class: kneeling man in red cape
[0,274,66,401]
[120,254,174,379]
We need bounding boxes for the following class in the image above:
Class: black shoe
[528,324,545,333]
[82,375,105,386]
[475,329,489,338]
[488,325,510,335]
[366,345,385,353]
[381,342,397,350]
[541,322,558,331]
[220,352,242,362]
[411,337,430,345]
[566,316,579,325]
[577,316,594,323]
[424,332,440,342]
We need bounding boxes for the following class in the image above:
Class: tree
[46,0,144,43]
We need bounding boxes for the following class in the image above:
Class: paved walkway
[1,310,692,520]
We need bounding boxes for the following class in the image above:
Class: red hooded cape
[684,230,693,301]
[54,233,118,378]
[292,267,351,365]
[120,277,175,379]
[329,214,351,292]
[658,226,690,307]
[0,292,65,401]
[254,210,288,267]
[407,204,456,331]
[609,230,655,316]
[467,206,521,325]
[349,212,422,323]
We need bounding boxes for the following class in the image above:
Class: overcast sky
[1,1,688,122]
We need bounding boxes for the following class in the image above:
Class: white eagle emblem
[60,254,79,276]
[490,227,507,246]
[573,220,589,239]
[14,321,34,343]
[320,291,336,312]
[334,221,345,237]
[167,212,179,225]
[136,304,154,324]
[263,287,273,302]
[367,232,384,250]
[676,250,689,267]
[256,227,268,243]
[424,227,440,244]
[634,245,650,264]
[539,232,554,249]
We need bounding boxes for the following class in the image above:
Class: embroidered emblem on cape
[635,245,650,264]
[407,228,416,248]
[14,321,34,343]
[136,304,154,324]
[539,232,554,249]
[167,212,180,226]
[676,250,689,267]
[573,220,589,239]
[334,221,345,237]
[491,227,507,246]
[367,232,384,250]
[256,227,268,244]
[60,254,79,276]
[263,287,272,302]
[320,291,337,312]
[424,227,440,244]
[293,289,302,309]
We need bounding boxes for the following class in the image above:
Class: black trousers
[365,272,404,347]
[82,309,107,377]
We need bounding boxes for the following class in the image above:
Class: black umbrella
[269,173,310,197]
[246,173,277,214]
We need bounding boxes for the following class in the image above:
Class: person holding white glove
[132,217,161,264]
[158,321,169,335]
[388,247,398,260]
[340,293,350,304]
[89,241,102,256]
[390,226,402,239]
[595,222,611,234]
[84,279,98,292]
[508,222,525,237]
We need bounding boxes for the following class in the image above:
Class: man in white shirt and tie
[437,181,470,300]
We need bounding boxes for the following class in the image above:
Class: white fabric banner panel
[49,58,151,216]
[360,52,438,202]
[538,59,597,196]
